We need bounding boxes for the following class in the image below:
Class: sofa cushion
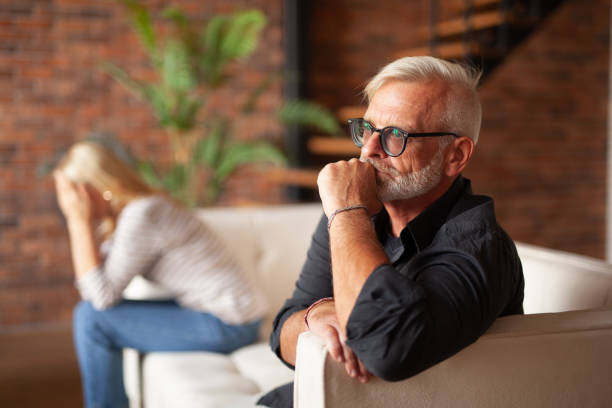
[230,342,294,393]
[143,351,257,408]
[142,342,294,408]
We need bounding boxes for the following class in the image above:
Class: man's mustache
[360,157,400,177]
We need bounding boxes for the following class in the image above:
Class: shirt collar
[374,176,470,257]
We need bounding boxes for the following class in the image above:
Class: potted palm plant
[102,0,339,206]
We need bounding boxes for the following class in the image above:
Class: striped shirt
[76,196,267,325]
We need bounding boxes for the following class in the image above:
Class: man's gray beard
[361,148,445,201]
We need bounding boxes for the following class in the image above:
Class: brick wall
[465,0,610,259]
[0,0,284,328]
[304,0,430,110]
[305,0,609,259]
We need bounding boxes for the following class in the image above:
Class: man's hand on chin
[317,158,382,218]
[306,299,371,383]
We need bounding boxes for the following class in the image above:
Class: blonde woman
[54,141,266,408]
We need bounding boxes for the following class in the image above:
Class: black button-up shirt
[263,176,524,405]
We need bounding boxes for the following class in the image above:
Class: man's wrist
[327,205,368,230]
[304,297,334,329]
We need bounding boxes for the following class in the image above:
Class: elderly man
[259,56,524,407]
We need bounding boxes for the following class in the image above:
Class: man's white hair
[364,56,483,144]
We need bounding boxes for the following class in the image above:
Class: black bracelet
[327,205,368,230]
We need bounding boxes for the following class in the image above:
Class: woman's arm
[77,196,164,309]
[54,171,101,280]
[55,171,160,309]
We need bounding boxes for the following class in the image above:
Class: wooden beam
[265,167,319,188]
[308,136,361,156]
[337,106,366,122]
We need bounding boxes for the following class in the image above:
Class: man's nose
[361,131,387,159]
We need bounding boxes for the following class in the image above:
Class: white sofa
[123,203,612,408]
[123,203,323,408]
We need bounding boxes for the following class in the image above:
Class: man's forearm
[279,309,308,366]
[329,210,388,333]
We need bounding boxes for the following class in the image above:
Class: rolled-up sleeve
[345,246,508,381]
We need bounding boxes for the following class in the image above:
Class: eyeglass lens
[351,119,404,156]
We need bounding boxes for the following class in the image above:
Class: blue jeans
[73,300,261,408]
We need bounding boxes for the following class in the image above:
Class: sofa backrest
[123,203,612,339]
[196,205,612,332]
[516,242,612,314]
[196,203,323,340]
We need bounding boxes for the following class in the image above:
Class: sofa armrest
[294,308,612,408]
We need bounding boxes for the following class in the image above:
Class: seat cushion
[230,342,294,392]
[142,342,294,408]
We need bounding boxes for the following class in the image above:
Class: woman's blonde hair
[56,141,157,237]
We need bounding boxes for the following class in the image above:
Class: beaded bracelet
[327,204,368,230]
[304,297,334,329]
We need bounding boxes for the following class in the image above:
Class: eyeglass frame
[347,118,459,157]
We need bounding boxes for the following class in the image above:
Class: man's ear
[444,136,474,177]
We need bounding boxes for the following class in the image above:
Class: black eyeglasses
[348,118,459,157]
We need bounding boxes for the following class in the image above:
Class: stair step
[308,136,360,156]
[468,0,501,6]
[438,0,502,19]
[436,9,504,38]
[395,40,481,60]
[449,0,501,11]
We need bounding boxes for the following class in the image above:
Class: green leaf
[220,10,266,60]
[101,61,173,130]
[161,40,195,92]
[194,121,226,166]
[277,100,341,135]
[203,15,229,57]
[172,95,202,132]
[241,74,277,113]
[162,7,188,28]
[120,0,159,66]
[200,10,266,87]
[215,141,286,183]
[137,161,162,188]
[141,84,172,128]
[162,163,190,194]
[200,14,230,86]
[99,61,149,101]
[205,179,221,205]
[163,7,200,58]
